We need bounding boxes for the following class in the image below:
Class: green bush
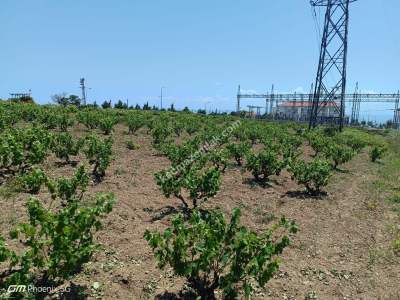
[155,165,221,210]
[47,165,89,203]
[78,111,99,129]
[38,111,58,129]
[161,140,197,166]
[185,121,199,136]
[323,126,338,137]
[172,121,184,137]
[5,194,115,284]
[323,143,355,169]
[307,131,327,157]
[145,208,297,299]
[84,134,113,179]
[289,159,332,195]
[98,116,117,135]
[207,149,229,172]
[280,135,302,166]
[0,127,52,175]
[370,145,387,162]
[57,113,75,132]
[52,132,85,163]
[246,148,285,182]
[17,167,48,194]
[226,142,250,166]
[151,124,172,149]
[126,114,144,134]
[0,166,115,298]
[245,127,263,145]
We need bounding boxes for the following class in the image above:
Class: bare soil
[1,124,399,300]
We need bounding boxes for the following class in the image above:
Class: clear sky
[1,0,399,122]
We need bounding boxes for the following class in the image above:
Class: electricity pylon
[80,78,87,106]
[309,0,358,131]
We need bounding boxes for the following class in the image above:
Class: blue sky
[1,0,399,122]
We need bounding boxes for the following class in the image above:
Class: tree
[68,95,81,107]
[84,101,98,108]
[168,103,176,112]
[114,100,128,109]
[12,95,35,104]
[101,100,112,109]
[52,93,69,107]
[134,104,141,110]
[183,106,190,112]
[51,93,81,107]
[385,120,394,129]
[143,102,151,110]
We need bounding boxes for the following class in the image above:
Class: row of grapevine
[1,129,113,184]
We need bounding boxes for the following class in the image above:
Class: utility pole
[269,84,274,116]
[394,91,400,130]
[309,0,357,131]
[160,87,165,110]
[351,82,359,125]
[80,78,86,106]
[350,82,361,125]
[237,85,241,113]
[204,101,211,114]
[306,83,314,122]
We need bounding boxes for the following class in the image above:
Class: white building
[274,101,340,122]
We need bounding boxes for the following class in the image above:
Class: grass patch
[370,131,400,256]
[393,239,400,255]
[126,140,140,150]
[0,180,19,200]
[388,193,400,204]
[341,127,387,148]
[372,131,400,200]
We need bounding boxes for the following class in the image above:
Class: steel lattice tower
[80,78,87,106]
[309,0,357,131]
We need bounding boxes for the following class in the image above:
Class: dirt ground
[0,124,399,300]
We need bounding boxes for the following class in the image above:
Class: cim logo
[7,285,27,293]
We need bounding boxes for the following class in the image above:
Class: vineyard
[0,101,399,299]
